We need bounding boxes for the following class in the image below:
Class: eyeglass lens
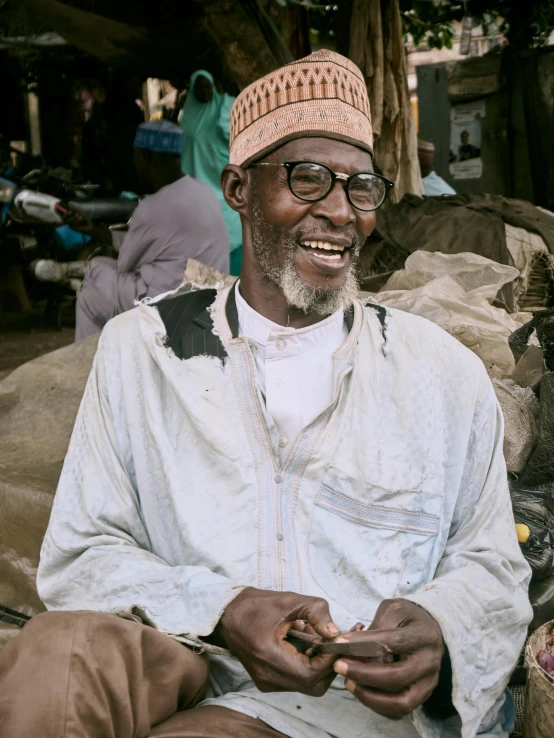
[289,162,386,211]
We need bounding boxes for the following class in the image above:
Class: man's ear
[221,165,250,216]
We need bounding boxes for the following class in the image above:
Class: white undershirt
[235,281,348,463]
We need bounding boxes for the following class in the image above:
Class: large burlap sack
[0,260,230,649]
[373,251,523,377]
[0,333,100,644]
[520,373,554,488]
[492,379,538,475]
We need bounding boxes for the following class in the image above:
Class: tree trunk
[197,0,293,89]
[26,0,290,88]
[348,0,422,201]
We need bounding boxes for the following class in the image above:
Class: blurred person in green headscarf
[180,70,242,275]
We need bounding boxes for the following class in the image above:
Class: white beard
[251,196,360,316]
[278,256,359,315]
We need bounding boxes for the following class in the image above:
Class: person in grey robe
[66,120,230,341]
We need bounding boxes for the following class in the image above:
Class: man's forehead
[266,137,374,172]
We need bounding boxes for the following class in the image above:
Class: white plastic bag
[372,252,521,377]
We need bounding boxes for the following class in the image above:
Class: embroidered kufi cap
[134,120,182,155]
[229,49,373,167]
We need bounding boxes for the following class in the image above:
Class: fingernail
[328,623,340,635]
[344,679,355,692]
[334,659,348,676]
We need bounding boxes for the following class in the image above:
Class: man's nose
[309,181,356,227]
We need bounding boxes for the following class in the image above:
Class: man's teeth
[313,252,341,260]
[301,240,346,257]
[302,240,345,251]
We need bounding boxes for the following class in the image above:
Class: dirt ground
[0,305,76,381]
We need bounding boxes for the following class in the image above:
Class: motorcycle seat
[68,199,138,223]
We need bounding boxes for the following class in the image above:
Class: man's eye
[295,174,323,185]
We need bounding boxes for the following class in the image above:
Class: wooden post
[26,89,42,158]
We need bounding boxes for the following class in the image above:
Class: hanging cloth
[180,70,242,258]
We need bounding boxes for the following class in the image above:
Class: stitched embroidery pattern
[317,487,440,536]
[281,360,354,593]
[228,340,280,590]
[280,419,327,592]
[229,49,372,166]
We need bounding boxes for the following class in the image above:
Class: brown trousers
[0,611,286,738]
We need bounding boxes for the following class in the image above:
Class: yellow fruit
[516,524,531,544]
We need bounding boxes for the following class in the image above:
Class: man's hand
[62,206,113,245]
[215,587,341,696]
[333,599,445,720]
[62,205,94,235]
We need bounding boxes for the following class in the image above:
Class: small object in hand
[286,629,392,659]
[54,202,70,216]
[538,649,554,676]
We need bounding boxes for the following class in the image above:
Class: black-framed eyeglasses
[250,160,394,212]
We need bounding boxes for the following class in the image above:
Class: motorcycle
[0,167,138,327]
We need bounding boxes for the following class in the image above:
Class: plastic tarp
[510,309,554,489]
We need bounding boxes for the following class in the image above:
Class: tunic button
[276,339,286,350]
[279,436,288,448]
[274,474,283,484]
[277,532,284,541]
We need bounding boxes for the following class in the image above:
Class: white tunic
[235,282,348,463]
[38,284,532,738]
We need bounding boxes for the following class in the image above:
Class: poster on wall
[449,100,485,180]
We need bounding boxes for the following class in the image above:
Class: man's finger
[308,650,339,673]
[334,653,439,691]
[289,597,340,640]
[278,639,337,678]
[287,669,337,697]
[345,675,438,719]
[336,627,436,656]
[266,641,338,695]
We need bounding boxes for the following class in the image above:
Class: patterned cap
[134,120,182,155]
[229,49,372,167]
[418,139,435,153]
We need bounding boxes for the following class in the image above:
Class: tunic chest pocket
[308,478,440,622]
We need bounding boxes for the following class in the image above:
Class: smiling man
[0,51,531,738]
